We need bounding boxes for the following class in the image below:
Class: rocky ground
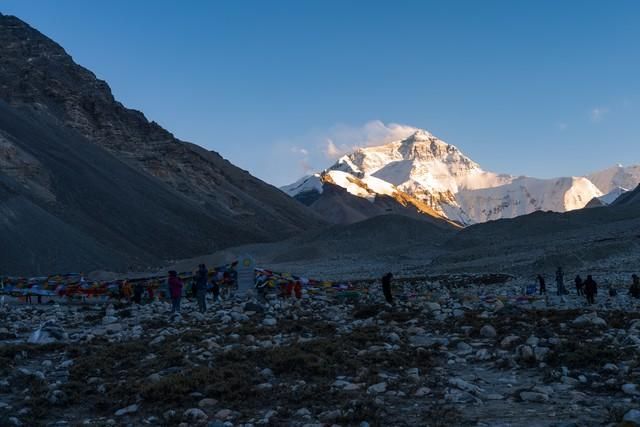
[2,275,640,426]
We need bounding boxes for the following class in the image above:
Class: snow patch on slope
[281,174,324,196]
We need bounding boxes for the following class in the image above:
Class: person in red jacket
[168,271,183,313]
[293,281,302,299]
[285,281,293,298]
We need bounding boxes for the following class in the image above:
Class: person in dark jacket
[575,275,583,296]
[168,271,183,313]
[537,275,546,295]
[195,264,208,313]
[382,272,394,304]
[556,267,565,296]
[212,277,221,303]
[584,275,597,305]
[133,281,144,305]
[630,274,640,299]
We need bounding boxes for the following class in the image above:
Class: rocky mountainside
[588,164,640,194]
[285,129,638,225]
[0,13,324,275]
[282,170,457,226]
[611,184,640,207]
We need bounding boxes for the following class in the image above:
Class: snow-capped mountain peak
[282,126,639,225]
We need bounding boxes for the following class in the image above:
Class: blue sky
[3,0,639,186]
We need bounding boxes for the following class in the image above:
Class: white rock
[623,383,640,395]
[475,348,491,361]
[102,316,118,325]
[115,404,138,416]
[624,409,640,425]
[296,408,311,417]
[572,312,607,327]
[215,409,233,420]
[520,391,549,402]
[367,382,387,394]
[526,336,540,347]
[534,346,550,361]
[183,408,208,422]
[262,317,277,327]
[480,324,497,338]
[500,335,520,348]
[424,302,441,311]
[149,336,165,346]
[456,342,473,354]
[449,377,483,394]
[414,387,431,397]
[198,398,218,408]
[516,345,535,361]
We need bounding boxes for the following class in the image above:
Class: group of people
[166,264,238,313]
[537,267,640,305]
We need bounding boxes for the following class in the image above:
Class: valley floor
[2,276,640,426]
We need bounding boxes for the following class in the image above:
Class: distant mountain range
[283,129,640,225]
[0,13,324,275]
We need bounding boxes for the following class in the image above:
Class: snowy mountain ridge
[283,128,639,225]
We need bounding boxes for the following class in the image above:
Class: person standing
[293,280,302,299]
[556,267,565,296]
[133,281,144,305]
[168,271,183,313]
[574,275,583,296]
[584,275,598,305]
[195,264,208,313]
[122,280,133,302]
[382,272,394,304]
[537,274,546,295]
[630,274,640,299]
[211,277,221,303]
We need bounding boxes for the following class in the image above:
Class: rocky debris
[572,312,607,327]
[27,320,67,344]
[1,274,639,426]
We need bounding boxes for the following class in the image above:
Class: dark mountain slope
[0,100,261,274]
[611,185,640,207]
[0,13,325,274]
[0,13,324,244]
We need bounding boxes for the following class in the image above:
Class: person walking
[195,264,208,313]
[574,275,583,296]
[382,272,394,304]
[584,275,598,305]
[168,271,183,313]
[556,267,565,296]
[537,274,546,295]
[630,274,640,299]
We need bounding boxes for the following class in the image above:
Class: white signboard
[236,254,255,296]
